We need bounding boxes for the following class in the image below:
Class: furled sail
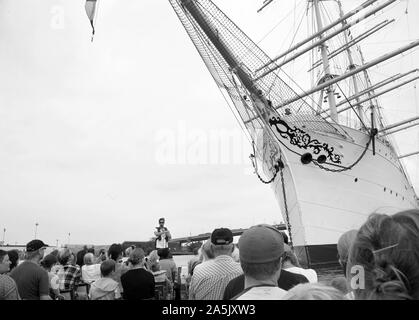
[85,0,98,41]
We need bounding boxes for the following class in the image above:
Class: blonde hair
[282,283,348,300]
[83,252,94,265]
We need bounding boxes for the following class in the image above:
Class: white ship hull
[267,123,419,266]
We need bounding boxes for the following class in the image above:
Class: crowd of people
[1,209,419,300]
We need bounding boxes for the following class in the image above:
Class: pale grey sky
[0,0,418,246]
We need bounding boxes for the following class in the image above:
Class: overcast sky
[0,0,418,246]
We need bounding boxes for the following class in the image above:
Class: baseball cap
[26,239,48,252]
[211,228,233,245]
[239,224,284,263]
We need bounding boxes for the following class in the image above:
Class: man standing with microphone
[154,218,171,249]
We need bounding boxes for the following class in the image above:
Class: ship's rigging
[168,0,419,251]
[169,0,419,177]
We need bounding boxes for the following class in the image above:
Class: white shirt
[81,264,101,284]
[155,227,170,249]
[285,267,318,283]
[235,286,287,300]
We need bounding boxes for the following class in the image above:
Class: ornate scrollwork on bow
[269,116,342,164]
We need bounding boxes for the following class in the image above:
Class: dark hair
[348,212,419,300]
[0,250,8,263]
[159,218,165,223]
[280,232,289,245]
[58,248,72,265]
[41,254,58,269]
[241,257,282,281]
[157,248,170,259]
[108,244,123,261]
[49,249,59,257]
[7,250,19,271]
[101,260,116,277]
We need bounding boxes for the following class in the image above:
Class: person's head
[393,209,419,229]
[41,254,58,271]
[200,240,214,261]
[210,228,234,257]
[100,259,116,278]
[49,249,59,257]
[148,250,159,264]
[157,248,170,260]
[96,249,106,262]
[282,283,348,300]
[7,250,19,271]
[125,246,134,257]
[18,250,25,261]
[129,248,145,267]
[231,245,240,263]
[58,248,75,266]
[337,229,358,276]
[108,243,123,261]
[0,250,11,274]
[347,212,419,300]
[239,224,284,283]
[282,244,300,268]
[26,239,48,262]
[158,217,165,227]
[330,276,349,295]
[83,252,95,265]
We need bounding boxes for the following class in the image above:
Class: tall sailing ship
[168,0,419,266]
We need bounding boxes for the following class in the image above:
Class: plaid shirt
[55,264,82,291]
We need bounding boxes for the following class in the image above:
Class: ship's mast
[337,0,365,125]
[312,0,339,122]
[358,48,381,129]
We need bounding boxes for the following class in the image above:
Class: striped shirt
[189,255,242,300]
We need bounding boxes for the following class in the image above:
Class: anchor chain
[279,164,293,248]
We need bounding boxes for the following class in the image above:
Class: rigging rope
[335,81,368,130]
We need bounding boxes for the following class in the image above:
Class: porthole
[390,190,393,194]
[354,178,358,182]
[384,187,386,192]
